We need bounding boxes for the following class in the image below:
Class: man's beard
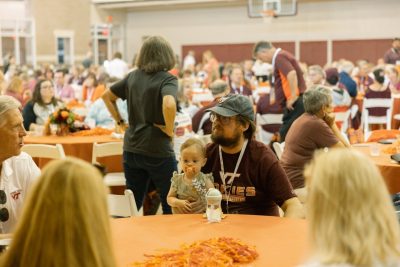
[211,130,242,148]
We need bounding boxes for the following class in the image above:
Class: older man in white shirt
[0,96,40,233]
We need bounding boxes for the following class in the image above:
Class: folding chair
[362,98,393,140]
[22,144,66,159]
[92,142,125,186]
[256,113,283,144]
[272,142,285,160]
[108,189,142,217]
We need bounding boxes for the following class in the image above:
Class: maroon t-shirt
[202,139,295,216]
[365,86,391,116]
[191,100,218,134]
[274,50,306,108]
[256,94,284,133]
[281,113,338,189]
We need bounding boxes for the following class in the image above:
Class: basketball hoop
[261,9,276,23]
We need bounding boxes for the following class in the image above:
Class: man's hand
[323,112,335,128]
[286,96,298,110]
[154,123,174,138]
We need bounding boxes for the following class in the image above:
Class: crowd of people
[0,35,400,266]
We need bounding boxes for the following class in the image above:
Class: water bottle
[206,188,222,223]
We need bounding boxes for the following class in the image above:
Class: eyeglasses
[0,190,9,222]
[210,113,235,125]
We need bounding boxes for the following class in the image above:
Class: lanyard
[218,139,248,213]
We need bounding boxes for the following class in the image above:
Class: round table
[24,135,123,172]
[353,143,400,194]
[111,214,309,267]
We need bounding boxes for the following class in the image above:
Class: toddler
[167,137,214,214]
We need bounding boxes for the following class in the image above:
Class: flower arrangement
[48,107,76,135]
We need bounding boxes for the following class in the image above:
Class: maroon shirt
[384,48,400,65]
[202,139,295,216]
[365,86,391,116]
[230,83,253,97]
[273,50,306,108]
[191,100,218,134]
[281,113,338,189]
[256,94,284,133]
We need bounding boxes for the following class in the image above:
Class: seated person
[198,94,303,217]
[256,90,284,144]
[167,138,214,214]
[0,157,117,266]
[280,86,350,203]
[22,79,63,131]
[82,73,105,106]
[54,69,75,103]
[173,110,195,161]
[365,68,392,116]
[192,79,230,135]
[0,96,40,233]
[325,68,351,107]
[299,149,400,267]
[84,98,128,129]
[177,78,199,118]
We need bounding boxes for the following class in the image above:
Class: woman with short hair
[102,36,178,214]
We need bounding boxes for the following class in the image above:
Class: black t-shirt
[202,139,295,216]
[111,69,178,158]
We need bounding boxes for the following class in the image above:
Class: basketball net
[261,9,276,23]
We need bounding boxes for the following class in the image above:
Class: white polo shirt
[0,152,40,233]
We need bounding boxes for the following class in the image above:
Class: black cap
[207,94,254,122]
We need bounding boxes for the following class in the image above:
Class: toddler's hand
[176,199,191,212]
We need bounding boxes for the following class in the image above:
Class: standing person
[201,94,304,217]
[384,38,400,65]
[253,41,306,141]
[0,96,40,233]
[0,158,117,267]
[300,149,400,267]
[102,36,178,214]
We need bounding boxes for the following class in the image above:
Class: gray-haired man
[0,96,40,233]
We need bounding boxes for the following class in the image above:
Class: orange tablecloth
[353,143,400,194]
[111,214,309,267]
[24,135,123,172]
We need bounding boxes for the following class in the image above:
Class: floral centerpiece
[48,107,76,136]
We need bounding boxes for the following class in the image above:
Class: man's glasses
[210,113,235,125]
[0,190,9,222]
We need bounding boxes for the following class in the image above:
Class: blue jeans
[123,151,177,214]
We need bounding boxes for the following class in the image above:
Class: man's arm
[281,197,305,219]
[286,70,299,110]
